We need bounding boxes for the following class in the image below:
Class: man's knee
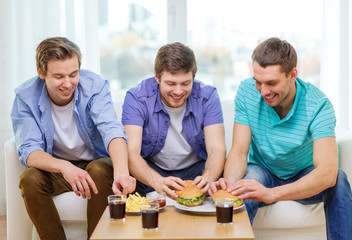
[86,160,113,183]
[334,169,351,192]
[244,164,267,182]
[19,168,49,196]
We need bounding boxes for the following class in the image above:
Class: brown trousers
[19,157,114,240]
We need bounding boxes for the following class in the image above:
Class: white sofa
[5,99,352,240]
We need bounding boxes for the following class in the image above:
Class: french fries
[123,193,150,211]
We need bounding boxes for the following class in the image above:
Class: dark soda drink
[142,210,159,229]
[216,205,233,224]
[109,201,126,220]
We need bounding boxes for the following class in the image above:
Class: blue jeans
[134,160,206,196]
[244,164,352,240]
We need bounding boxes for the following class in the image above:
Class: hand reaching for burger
[153,176,187,199]
[193,175,210,193]
[208,177,231,196]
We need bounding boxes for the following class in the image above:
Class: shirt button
[152,89,156,92]
[164,120,168,124]
[161,138,164,142]
[148,140,152,144]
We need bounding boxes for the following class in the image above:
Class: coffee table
[90,205,254,240]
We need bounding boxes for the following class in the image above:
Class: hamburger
[212,189,243,207]
[175,180,206,207]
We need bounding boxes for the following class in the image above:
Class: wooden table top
[91,205,254,240]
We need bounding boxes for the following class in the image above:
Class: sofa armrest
[4,138,33,240]
[336,128,352,183]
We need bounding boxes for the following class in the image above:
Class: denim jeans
[135,160,206,196]
[244,163,352,240]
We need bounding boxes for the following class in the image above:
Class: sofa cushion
[53,192,87,221]
[253,201,326,229]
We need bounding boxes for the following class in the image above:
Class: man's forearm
[223,149,247,185]
[272,165,338,202]
[108,137,130,178]
[27,150,71,173]
[128,151,161,188]
[202,149,226,182]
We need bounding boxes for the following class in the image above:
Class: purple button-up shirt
[122,77,223,161]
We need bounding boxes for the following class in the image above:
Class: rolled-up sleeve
[88,80,127,151]
[203,88,223,127]
[11,96,45,167]
[121,91,146,127]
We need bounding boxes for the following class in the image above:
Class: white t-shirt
[152,102,199,170]
[50,99,95,161]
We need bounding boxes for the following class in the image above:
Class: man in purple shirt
[122,42,226,199]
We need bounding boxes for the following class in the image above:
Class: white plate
[174,197,244,214]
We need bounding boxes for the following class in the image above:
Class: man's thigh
[20,167,72,196]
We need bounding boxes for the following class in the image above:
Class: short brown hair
[154,42,197,79]
[36,37,82,76]
[251,37,297,76]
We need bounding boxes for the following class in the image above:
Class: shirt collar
[38,82,50,112]
[153,83,197,116]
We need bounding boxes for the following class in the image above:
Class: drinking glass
[140,202,159,231]
[108,195,126,221]
[215,199,234,225]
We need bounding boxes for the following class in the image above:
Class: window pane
[187,0,323,99]
[98,0,166,99]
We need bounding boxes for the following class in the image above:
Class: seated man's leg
[242,164,277,224]
[324,169,352,239]
[293,167,352,239]
[19,167,70,240]
[85,158,114,238]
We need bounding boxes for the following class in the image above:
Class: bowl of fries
[123,193,151,213]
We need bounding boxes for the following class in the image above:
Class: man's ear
[37,67,45,80]
[155,73,160,84]
[290,68,298,82]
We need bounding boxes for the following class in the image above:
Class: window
[98,0,166,99]
[187,0,323,99]
[99,0,323,101]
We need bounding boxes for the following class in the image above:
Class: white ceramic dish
[174,197,244,214]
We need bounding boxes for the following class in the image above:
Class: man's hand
[208,178,231,196]
[227,179,276,204]
[112,175,136,195]
[153,176,187,199]
[61,161,98,199]
[193,176,210,193]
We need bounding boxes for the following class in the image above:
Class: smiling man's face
[253,61,297,115]
[38,56,79,106]
[156,71,193,108]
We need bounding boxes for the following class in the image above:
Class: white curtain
[0,0,99,214]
